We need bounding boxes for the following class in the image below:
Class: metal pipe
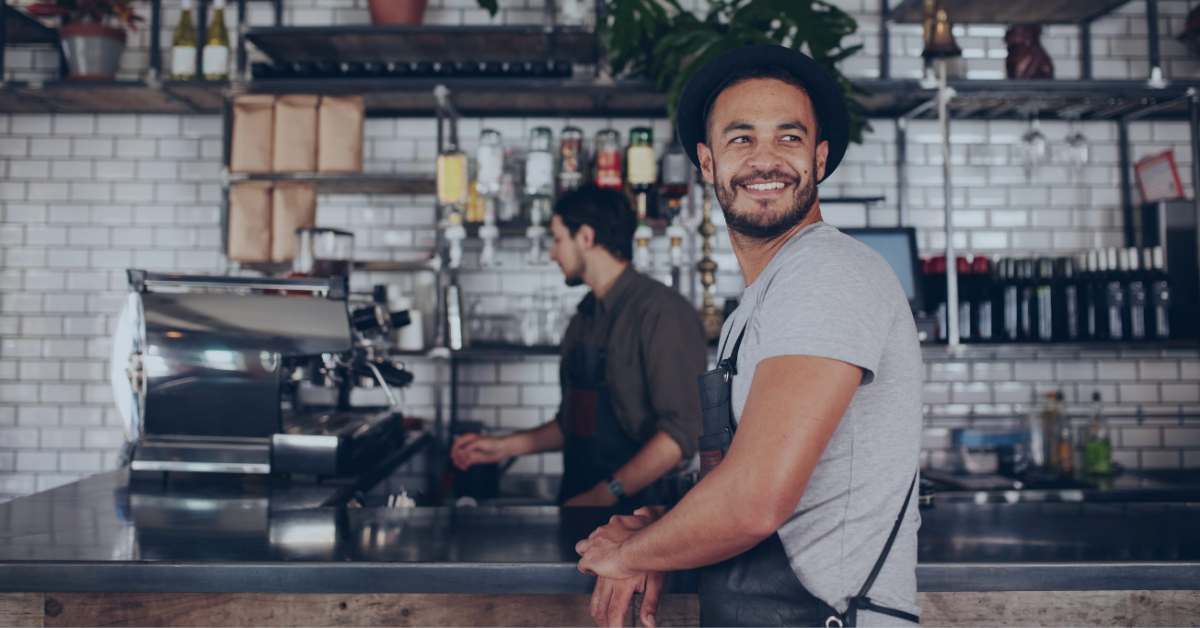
[197,0,209,80]
[273,0,282,26]
[0,0,8,83]
[937,61,959,348]
[1118,118,1135,247]
[879,0,890,80]
[1080,21,1092,80]
[236,0,247,78]
[1146,0,1162,81]
[1190,88,1200,289]
[149,0,163,80]
[897,117,908,226]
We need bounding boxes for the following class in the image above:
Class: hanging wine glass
[1019,112,1049,180]
[1065,118,1089,171]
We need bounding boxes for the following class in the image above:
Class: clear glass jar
[525,126,555,198]
[475,129,505,197]
[627,127,656,188]
[593,129,622,190]
[558,126,585,194]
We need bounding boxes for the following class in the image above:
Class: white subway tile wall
[3,0,1200,499]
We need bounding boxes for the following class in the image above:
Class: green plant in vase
[601,0,871,144]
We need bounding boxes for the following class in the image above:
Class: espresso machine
[111,270,416,477]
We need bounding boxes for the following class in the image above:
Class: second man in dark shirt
[450,184,707,507]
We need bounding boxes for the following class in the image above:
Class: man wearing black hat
[575,45,923,627]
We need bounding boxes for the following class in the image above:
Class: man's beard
[564,275,584,287]
[715,161,818,241]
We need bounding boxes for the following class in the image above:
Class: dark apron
[557,293,663,509]
[696,325,919,627]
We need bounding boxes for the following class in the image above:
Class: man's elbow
[731,477,798,539]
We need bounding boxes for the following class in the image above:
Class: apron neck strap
[719,323,748,375]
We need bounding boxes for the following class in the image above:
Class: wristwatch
[605,476,625,500]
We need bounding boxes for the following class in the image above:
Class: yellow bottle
[203,0,230,80]
[171,0,198,80]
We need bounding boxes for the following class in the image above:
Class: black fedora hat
[675,44,850,183]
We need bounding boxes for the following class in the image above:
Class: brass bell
[923,2,962,59]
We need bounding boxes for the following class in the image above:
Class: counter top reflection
[0,471,1196,594]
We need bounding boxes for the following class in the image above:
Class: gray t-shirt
[719,221,923,626]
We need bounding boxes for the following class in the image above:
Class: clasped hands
[576,506,667,628]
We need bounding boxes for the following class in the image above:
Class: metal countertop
[0,470,1196,594]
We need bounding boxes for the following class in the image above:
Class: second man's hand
[449,433,511,471]
[562,481,618,507]
[583,507,668,628]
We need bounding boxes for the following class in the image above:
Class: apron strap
[719,323,747,374]
[842,471,920,626]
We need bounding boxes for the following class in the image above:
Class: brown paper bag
[318,95,365,173]
[228,182,273,263]
[230,95,275,173]
[271,182,317,263]
[273,94,320,173]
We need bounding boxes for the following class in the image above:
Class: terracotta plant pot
[60,22,126,80]
[367,0,428,25]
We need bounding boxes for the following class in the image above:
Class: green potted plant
[27,0,142,80]
[602,0,871,143]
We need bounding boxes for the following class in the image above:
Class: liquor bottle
[525,128,556,264]
[1084,391,1112,477]
[1034,257,1054,342]
[1019,258,1035,341]
[1084,250,1104,340]
[202,0,230,80]
[171,0,198,80]
[957,255,973,342]
[526,127,556,200]
[436,139,469,269]
[558,126,585,194]
[627,127,657,215]
[926,255,948,341]
[1148,246,1172,339]
[628,127,656,272]
[475,129,504,267]
[660,140,690,221]
[1054,256,1081,341]
[1000,258,1020,343]
[974,256,994,342]
[593,130,623,190]
[1125,247,1148,341]
[1105,248,1126,341]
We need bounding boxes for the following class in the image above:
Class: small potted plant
[26,0,142,80]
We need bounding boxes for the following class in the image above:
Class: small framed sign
[1134,150,1185,202]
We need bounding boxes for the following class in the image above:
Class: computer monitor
[842,227,924,312]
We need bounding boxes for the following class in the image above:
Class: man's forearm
[617,455,772,573]
[503,420,565,457]
[610,431,682,496]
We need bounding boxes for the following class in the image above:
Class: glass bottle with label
[525,127,555,264]
[1148,246,1171,339]
[171,0,198,80]
[628,128,656,272]
[1084,391,1112,477]
[525,127,555,200]
[437,141,469,269]
[660,139,690,286]
[202,0,230,80]
[1125,247,1148,340]
[1105,248,1126,341]
[1034,257,1054,342]
[558,127,585,194]
[974,256,994,342]
[593,130,623,190]
[475,129,504,267]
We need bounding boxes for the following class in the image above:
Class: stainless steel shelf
[228,171,436,195]
[888,0,1132,25]
[244,25,599,65]
[0,80,226,114]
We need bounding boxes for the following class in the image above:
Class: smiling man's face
[698,77,829,241]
